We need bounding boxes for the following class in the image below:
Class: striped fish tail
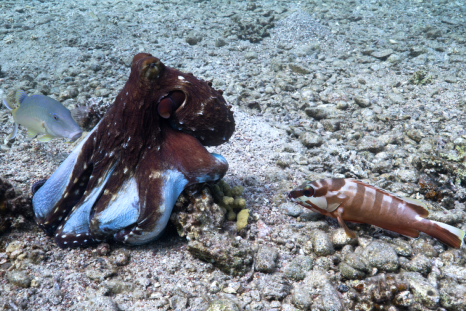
[423,220,465,249]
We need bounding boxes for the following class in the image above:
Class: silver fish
[2,90,82,143]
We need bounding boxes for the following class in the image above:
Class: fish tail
[421,220,465,249]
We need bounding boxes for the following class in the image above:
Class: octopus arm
[110,128,229,245]
[53,162,117,247]
[32,126,99,234]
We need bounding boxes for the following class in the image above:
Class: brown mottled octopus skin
[32,53,235,248]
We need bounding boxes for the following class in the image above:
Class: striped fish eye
[302,186,314,197]
[52,113,59,121]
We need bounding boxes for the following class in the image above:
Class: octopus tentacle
[53,162,117,247]
[32,127,98,235]
[113,128,228,245]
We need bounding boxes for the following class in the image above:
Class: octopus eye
[158,91,185,119]
[142,59,163,80]
[302,187,314,197]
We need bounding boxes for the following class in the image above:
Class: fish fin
[4,123,18,144]
[27,129,38,137]
[326,191,349,212]
[335,208,357,238]
[401,196,429,218]
[37,134,54,142]
[426,220,465,249]
[352,179,429,217]
[2,98,14,111]
[15,90,28,105]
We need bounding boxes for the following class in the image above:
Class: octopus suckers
[61,234,67,238]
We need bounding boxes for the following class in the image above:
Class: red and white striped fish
[288,178,465,249]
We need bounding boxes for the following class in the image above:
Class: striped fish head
[288,179,348,213]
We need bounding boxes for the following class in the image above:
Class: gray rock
[405,129,424,143]
[362,241,399,271]
[339,262,365,280]
[357,136,386,153]
[332,228,358,247]
[284,255,314,281]
[412,239,438,258]
[104,279,135,294]
[170,295,188,310]
[440,282,466,310]
[280,202,303,217]
[304,107,330,120]
[392,239,413,257]
[244,51,258,60]
[409,46,427,57]
[255,246,278,273]
[292,285,312,309]
[396,169,419,183]
[445,76,458,83]
[299,132,323,148]
[185,32,202,45]
[336,100,348,110]
[301,271,344,310]
[312,230,334,256]
[258,273,292,300]
[289,63,310,74]
[214,38,227,47]
[441,265,466,283]
[71,296,119,311]
[6,270,31,288]
[403,272,439,309]
[94,88,111,97]
[344,253,370,273]
[354,95,371,108]
[206,299,240,311]
[439,249,466,265]
[388,93,404,104]
[405,254,431,275]
[320,119,341,132]
[372,49,394,59]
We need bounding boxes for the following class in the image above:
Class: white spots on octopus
[127,137,131,143]
[178,76,185,80]
[126,92,128,96]
[149,170,161,179]
[124,167,128,174]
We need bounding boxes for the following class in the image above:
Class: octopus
[32,53,235,248]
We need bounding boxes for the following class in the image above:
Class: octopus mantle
[32,53,235,248]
